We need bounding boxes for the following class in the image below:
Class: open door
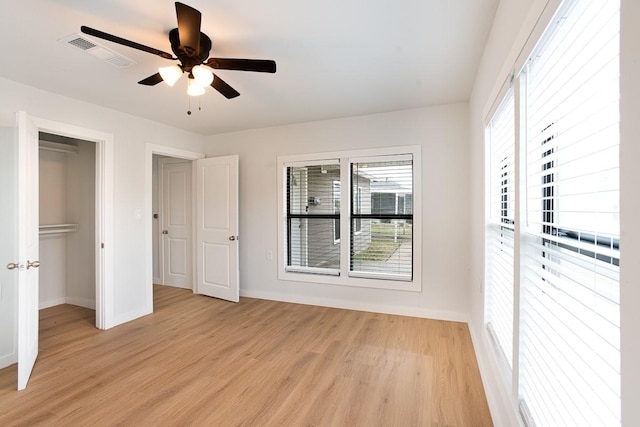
[16,111,40,390]
[195,155,239,302]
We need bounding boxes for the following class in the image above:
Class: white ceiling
[0,1,498,135]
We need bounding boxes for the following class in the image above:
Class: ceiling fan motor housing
[169,28,211,72]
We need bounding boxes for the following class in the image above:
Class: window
[278,146,421,291]
[483,0,621,425]
[485,88,515,370]
[285,161,341,275]
[519,1,620,424]
[350,157,413,279]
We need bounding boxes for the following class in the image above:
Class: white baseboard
[239,289,468,323]
[65,297,96,310]
[0,351,17,370]
[40,297,95,310]
[468,320,520,427]
[39,298,66,310]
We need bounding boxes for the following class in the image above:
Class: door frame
[145,144,204,311]
[29,115,114,330]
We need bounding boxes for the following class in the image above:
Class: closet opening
[38,132,97,321]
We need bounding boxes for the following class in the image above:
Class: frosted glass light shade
[192,65,214,87]
[159,65,182,87]
[187,79,206,96]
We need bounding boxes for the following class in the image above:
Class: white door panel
[17,111,39,390]
[196,156,239,302]
[203,243,230,288]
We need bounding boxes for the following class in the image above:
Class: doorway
[39,133,97,311]
[31,117,113,331]
[153,155,193,289]
[144,144,240,309]
[8,113,114,390]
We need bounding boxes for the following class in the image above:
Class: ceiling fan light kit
[80,1,276,107]
[158,65,183,87]
[187,79,206,96]
[192,65,214,87]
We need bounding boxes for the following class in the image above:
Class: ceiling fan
[80,1,276,99]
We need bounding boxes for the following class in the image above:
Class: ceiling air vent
[59,33,136,69]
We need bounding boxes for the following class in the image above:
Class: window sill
[278,268,421,292]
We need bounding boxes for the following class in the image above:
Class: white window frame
[332,180,341,243]
[277,145,421,291]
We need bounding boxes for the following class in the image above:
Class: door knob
[162,230,168,235]
[27,260,40,269]
[7,262,20,270]
[229,235,236,241]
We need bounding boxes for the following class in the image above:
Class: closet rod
[39,224,78,235]
[39,141,78,154]
[39,224,78,229]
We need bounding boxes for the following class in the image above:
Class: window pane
[287,164,340,214]
[350,218,412,277]
[485,89,515,370]
[288,218,341,269]
[351,158,413,279]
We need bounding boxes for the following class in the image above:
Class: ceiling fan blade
[138,73,164,86]
[81,26,174,59]
[205,58,276,73]
[175,2,201,57]
[211,74,240,99]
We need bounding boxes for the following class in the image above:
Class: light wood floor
[0,285,492,426]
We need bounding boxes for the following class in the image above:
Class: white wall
[204,104,471,321]
[619,1,640,424]
[0,76,207,367]
[39,148,69,307]
[468,0,640,425]
[65,140,96,308]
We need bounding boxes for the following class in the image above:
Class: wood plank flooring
[0,285,492,426]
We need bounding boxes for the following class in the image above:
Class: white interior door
[195,155,239,302]
[160,159,192,289]
[17,111,40,390]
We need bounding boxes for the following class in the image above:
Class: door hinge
[101,243,105,249]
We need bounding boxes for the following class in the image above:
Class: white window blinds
[350,156,413,280]
[485,89,515,369]
[519,0,620,425]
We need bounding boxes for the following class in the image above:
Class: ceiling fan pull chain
[187,95,192,115]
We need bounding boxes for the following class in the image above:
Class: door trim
[145,144,204,312]
[31,116,114,330]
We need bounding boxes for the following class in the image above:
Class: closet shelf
[39,224,78,235]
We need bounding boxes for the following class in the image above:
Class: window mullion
[513,70,524,401]
[340,158,350,277]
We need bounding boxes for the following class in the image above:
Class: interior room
[0,0,638,425]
